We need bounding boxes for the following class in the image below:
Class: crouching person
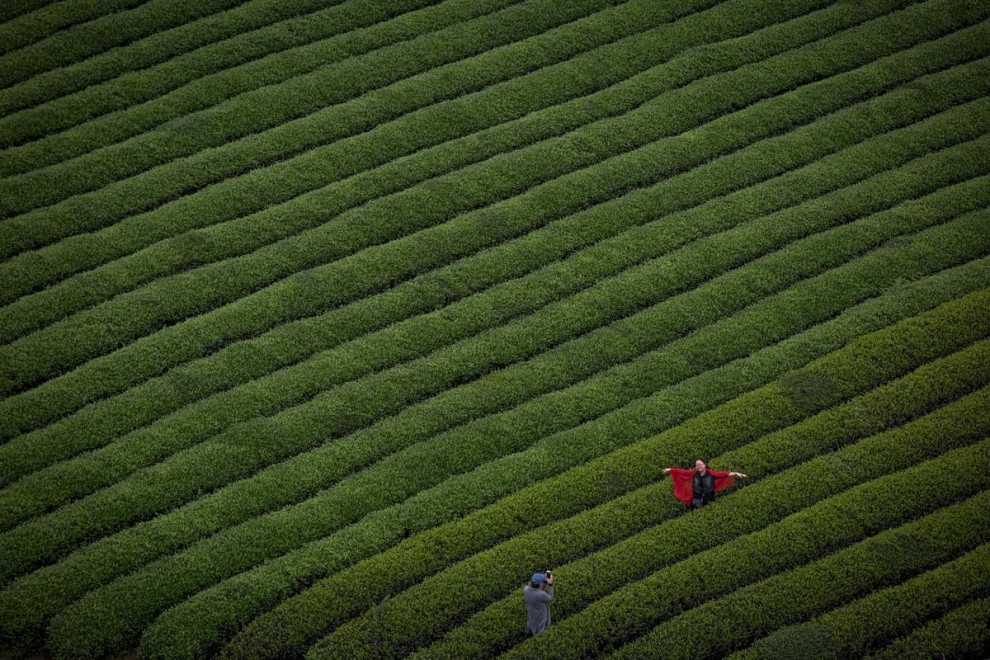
[524,571,554,635]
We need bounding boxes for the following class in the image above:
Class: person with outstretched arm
[662,458,748,508]
[524,571,554,635]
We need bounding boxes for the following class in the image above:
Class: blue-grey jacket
[524,584,554,634]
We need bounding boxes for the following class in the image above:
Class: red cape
[668,468,734,505]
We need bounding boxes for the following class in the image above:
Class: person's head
[695,458,708,473]
[530,572,547,589]
[931,652,947,660]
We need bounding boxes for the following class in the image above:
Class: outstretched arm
[708,469,748,479]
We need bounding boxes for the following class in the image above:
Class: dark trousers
[692,492,715,509]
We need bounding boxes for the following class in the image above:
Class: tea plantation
[0,0,988,657]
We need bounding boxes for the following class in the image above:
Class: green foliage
[739,543,990,659]
[0,0,244,89]
[314,380,990,659]
[2,0,986,403]
[150,339,988,659]
[416,340,990,659]
[4,57,989,506]
[0,0,861,325]
[0,0,629,213]
[777,370,837,414]
[868,596,990,660]
[3,112,988,538]
[4,184,987,599]
[1,2,988,658]
[744,623,838,660]
[0,0,440,124]
[138,287,990,659]
[610,484,990,659]
[23,240,989,659]
[0,1,130,41]
[3,12,989,470]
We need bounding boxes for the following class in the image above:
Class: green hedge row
[0,0,57,21]
[0,0,806,386]
[127,279,990,659]
[0,0,439,129]
[0,0,872,328]
[2,113,984,532]
[157,316,990,660]
[0,0,47,24]
[0,0,698,172]
[737,544,990,659]
[0,0,599,183]
[10,0,907,291]
[868,596,990,660]
[0,0,855,316]
[0,124,908,495]
[4,4,974,313]
[321,391,990,659]
[0,0,634,213]
[532,440,990,658]
[2,172,983,587]
[3,62,984,486]
[9,245,987,658]
[610,481,990,659]
[0,0,139,55]
[253,344,990,660]
[3,81,948,487]
[412,344,990,659]
[1,18,983,411]
[0,0,246,91]
[1,5,984,660]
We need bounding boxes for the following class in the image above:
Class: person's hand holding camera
[546,571,554,585]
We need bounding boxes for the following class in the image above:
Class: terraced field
[0,0,988,658]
